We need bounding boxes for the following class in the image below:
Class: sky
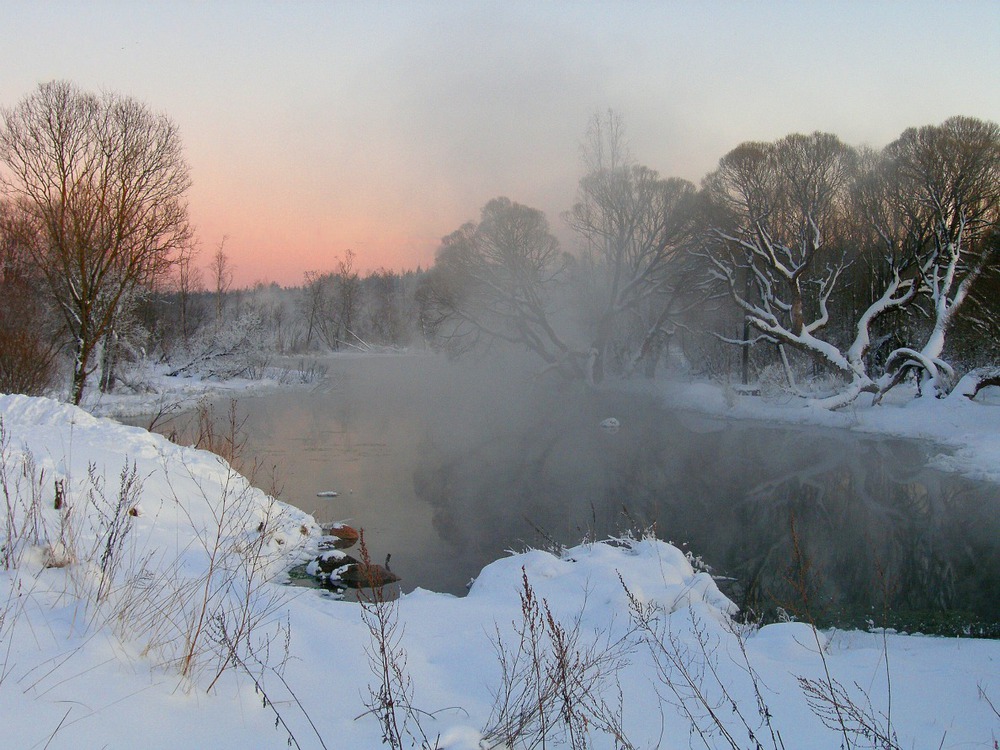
[2,1,999,287]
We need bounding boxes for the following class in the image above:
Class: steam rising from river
[176,351,1000,632]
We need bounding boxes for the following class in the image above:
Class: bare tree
[419,115,700,384]
[566,110,701,382]
[364,268,407,346]
[418,197,586,378]
[211,236,233,328]
[699,132,897,405]
[699,119,1000,406]
[297,251,363,352]
[335,249,360,348]
[0,200,59,394]
[0,80,191,404]
[175,241,204,345]
[300,270,329,349]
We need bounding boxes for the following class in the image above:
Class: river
[151,353,1000,635]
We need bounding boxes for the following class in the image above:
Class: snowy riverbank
[1,374,998,748]
[654,378,1000,485]
[78,355,332,422]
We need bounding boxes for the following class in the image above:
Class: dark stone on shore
[308,551,359,577]
[304,548,400,589]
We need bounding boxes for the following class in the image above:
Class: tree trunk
[741,264,754,385]
[71,347,90,405]
[99,329,119,394]
[949,366,1000,401]
[642,334,666,379]
[741,318,751,385]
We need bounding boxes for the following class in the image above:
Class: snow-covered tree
[167,305,273,380]
[873,116,1000,399]
[699,132,879,403]
[699,119,1000,407]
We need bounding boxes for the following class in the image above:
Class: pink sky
[3,1,999,287]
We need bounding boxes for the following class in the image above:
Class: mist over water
[179,353,999,633]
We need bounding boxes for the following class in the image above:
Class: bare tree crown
[0,80,192,403]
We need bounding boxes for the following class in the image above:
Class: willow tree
[0,80,191,404]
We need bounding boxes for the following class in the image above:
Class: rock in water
[599,417,620,434]
[319,522,360,546]
[335,562,400,588]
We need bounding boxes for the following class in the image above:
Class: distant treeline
[1,85,997,407]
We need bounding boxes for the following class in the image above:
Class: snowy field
[1,369,999,748]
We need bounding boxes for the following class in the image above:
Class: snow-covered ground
[1,370,998,749]
[79,356,327,421]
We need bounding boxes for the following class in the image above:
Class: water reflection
[158,355,1000,634]
[411,387,999,633]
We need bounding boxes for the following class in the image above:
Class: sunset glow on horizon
[4,1,999,287]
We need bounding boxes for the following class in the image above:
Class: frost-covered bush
[756,363,792,401]
[167,308,275,380]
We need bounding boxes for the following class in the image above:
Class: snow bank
[0,393,319,747]
[657,379,1000,484]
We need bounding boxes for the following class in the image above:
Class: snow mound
[470,537,737,623]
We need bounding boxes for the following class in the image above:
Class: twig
[41,707,72,750]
